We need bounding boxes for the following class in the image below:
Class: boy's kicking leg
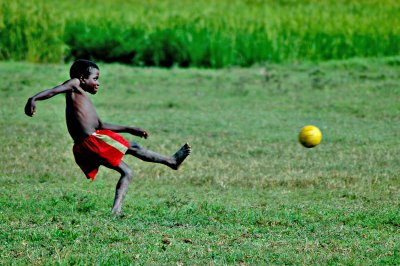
[126,142,191,170]
[107,161,133,214]
[107,143,190,214]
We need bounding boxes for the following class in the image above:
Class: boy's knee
[128,142,141,153]
[124,167,133,180]
[118,162,133,180]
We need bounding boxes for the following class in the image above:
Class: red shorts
[73,129,130,180]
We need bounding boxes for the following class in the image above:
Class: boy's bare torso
[65,87,101,143]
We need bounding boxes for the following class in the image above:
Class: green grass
[1,58,399,264]
[0,0,399,67]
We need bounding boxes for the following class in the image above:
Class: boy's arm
[100,122,148,139]
[24,79,79,117]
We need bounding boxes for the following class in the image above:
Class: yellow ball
[299,125,322,148]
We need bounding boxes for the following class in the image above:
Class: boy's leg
[106,161,133,214]
[126,142,191,170]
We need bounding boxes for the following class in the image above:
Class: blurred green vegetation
[0,0,399,67]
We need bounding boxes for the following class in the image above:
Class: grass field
[1,58,399,264]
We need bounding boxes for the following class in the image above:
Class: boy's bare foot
[111,206,122,215]
[171,143,191,170]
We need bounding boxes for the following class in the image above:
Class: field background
[0,0,400,67]
[1,0,400,265]
[1,58,399,264]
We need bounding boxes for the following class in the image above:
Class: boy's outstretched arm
[100,122,148,139]
[24,79,78,117]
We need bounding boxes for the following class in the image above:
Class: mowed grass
[0,58,399,264]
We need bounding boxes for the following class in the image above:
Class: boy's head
[70,59,99,79]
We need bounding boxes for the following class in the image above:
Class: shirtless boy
[24,59,191,214]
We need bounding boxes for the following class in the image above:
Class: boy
[24,59,191,214]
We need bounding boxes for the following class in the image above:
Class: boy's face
[81,67,100,94]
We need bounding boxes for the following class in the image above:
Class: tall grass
[0,1,64,62]
[0,0,399,67]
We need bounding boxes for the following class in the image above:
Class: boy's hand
[24,98,36,117]
[130,127,148,139]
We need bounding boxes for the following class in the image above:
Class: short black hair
[69,59,99,79]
